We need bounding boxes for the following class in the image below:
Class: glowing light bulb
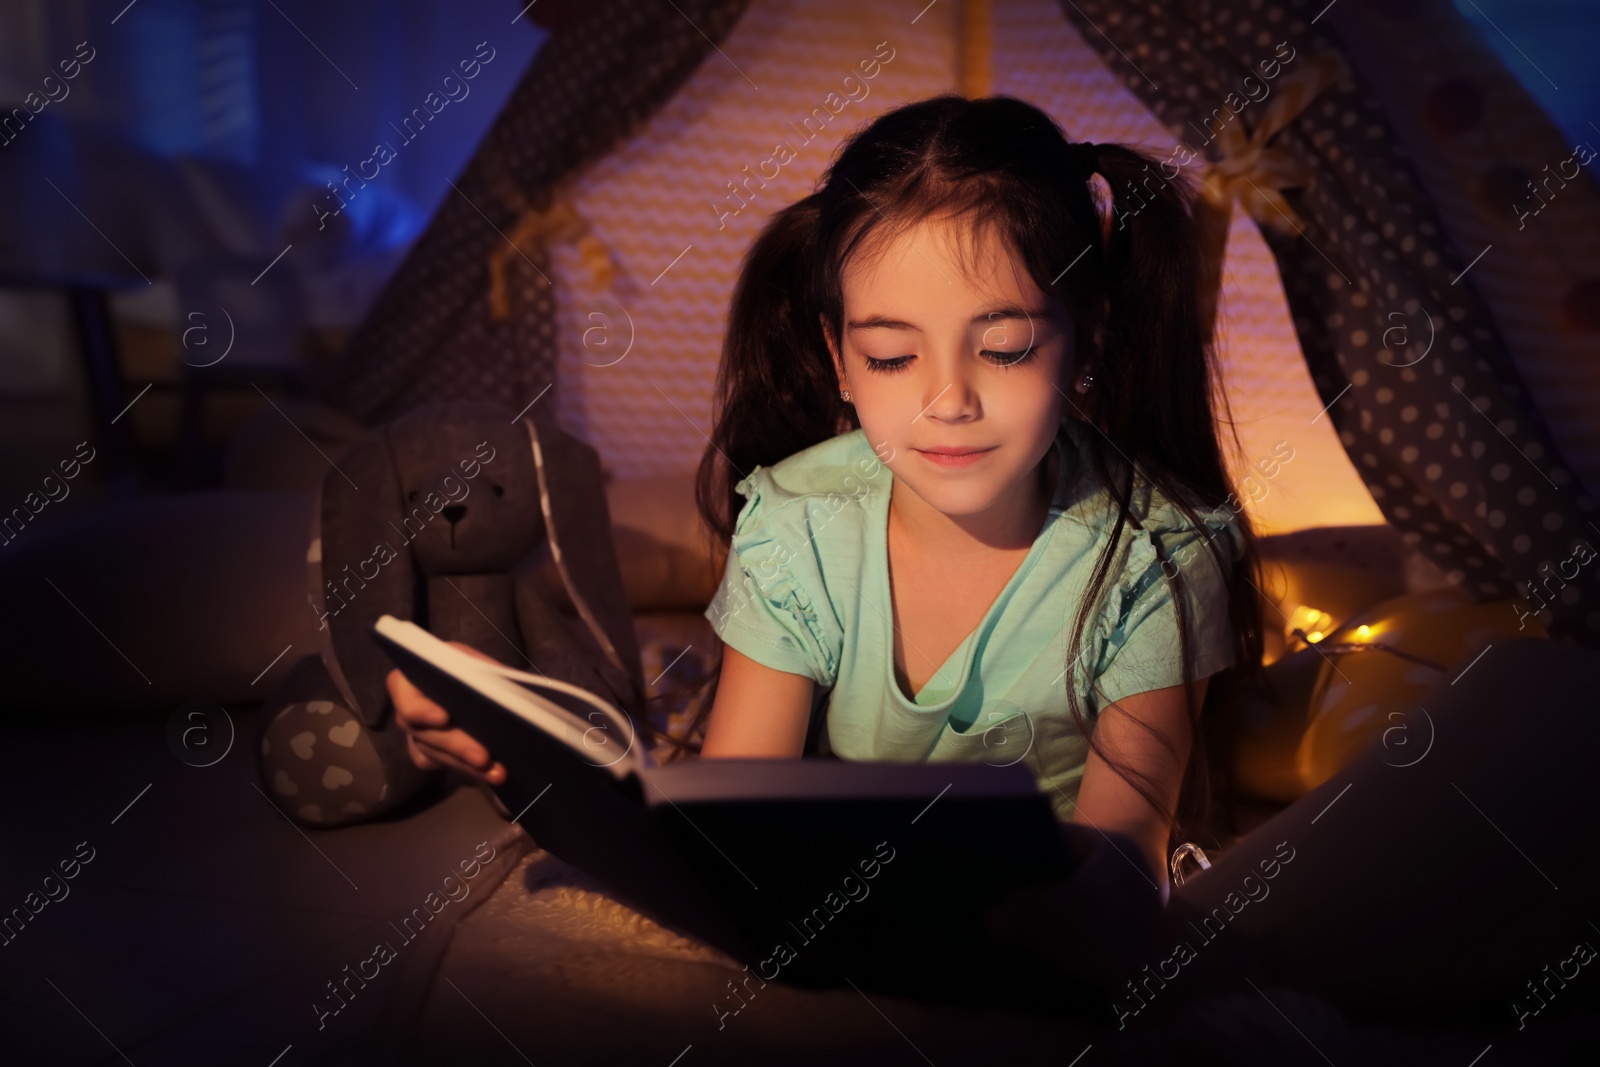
[1286,604,1334,647]
[1356,624,1372,640]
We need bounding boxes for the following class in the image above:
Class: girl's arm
[699,644,816,759]
[1072,678,1210,894]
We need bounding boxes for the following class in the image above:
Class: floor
[0,702,521,1065]
[5,700,1596,1066]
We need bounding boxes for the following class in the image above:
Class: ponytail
[1060,140,1262,843]
[693,194,853,548]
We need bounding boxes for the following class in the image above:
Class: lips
[914,445,996,467]
[916,446,994,456]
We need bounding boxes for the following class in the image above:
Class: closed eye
[862,354,914,374]
[861,346,1039,374]
[982,345,1038,368]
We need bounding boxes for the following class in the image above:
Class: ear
[820,312,845,383]
[522,417,646,708]
[319,422,417,726]
[1062,300,1104,401]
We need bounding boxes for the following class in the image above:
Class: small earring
[840,388,852,402]
[1075,374,1094,394]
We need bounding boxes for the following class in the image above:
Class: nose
[442,504,466,524]
[918,363,980,423]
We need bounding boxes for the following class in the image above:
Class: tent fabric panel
[326,0,752,428]
[984,0,1381,534]
[1326,0,1600,542]
[1058,0,1600,644]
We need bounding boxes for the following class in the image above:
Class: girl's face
[823,213,1076,522]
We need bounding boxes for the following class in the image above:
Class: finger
[415,736,507,786]
[406,733,442,772]
[413,735,486,779]
[411,727,491,771]
[387,668,448,728]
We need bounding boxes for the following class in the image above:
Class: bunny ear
[320,421,417,725]
[523,417,646,709]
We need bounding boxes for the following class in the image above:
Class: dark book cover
[372,615,1089,1012]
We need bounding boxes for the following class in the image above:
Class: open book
[371,614,1089,1009]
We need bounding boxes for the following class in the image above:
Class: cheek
[1006,380,1064,437]
[1001,347,1070,424]
[847,368,929,432]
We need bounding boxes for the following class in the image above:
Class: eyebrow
[846,304,1051,332]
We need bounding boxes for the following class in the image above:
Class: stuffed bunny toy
[256,401,645,828]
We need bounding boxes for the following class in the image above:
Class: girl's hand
[388,641,508,785]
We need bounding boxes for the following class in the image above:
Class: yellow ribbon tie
[1202,52,1347,234]
[1192,52,1346,344]
[488,195,615,320]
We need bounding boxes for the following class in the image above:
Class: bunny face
[380,404,552,576]
[391,425,545,575]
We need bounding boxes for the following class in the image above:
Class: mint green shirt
[702,419,1241,821]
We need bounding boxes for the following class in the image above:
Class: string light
[1286,605,1333,648]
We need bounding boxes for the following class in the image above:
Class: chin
[890,456,1027,517]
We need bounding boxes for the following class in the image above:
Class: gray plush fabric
[256,400,644,828]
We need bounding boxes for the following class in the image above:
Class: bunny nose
[442,504,466,524]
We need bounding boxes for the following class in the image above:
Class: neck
[890,440,1057,557]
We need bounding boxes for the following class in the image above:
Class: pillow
[1215,647,1326,805]
[1295,587,1548,790]
[605,472,721,611]
[1252,525,1409,663]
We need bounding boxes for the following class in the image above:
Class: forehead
[840,212,1044,308]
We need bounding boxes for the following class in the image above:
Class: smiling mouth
[914,446,996,466]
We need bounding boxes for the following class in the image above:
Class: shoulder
[732,429,889,541]
[1050,425,1244,705]
[712,433,874,686]
[1052,419,1244,574]
[736,429,886,508]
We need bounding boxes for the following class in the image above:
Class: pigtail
[1061,142,1264,850]
[694,194,853,548]
[1093,143,1229,513]
[659,196,854,763]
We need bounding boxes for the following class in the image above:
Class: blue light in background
[118,0,258,164]
[107,0,544,258]
[1453,0,1600,145]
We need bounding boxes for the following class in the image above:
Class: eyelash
[862,346,1039,374]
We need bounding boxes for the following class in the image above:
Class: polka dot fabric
[988,0,1382,534]
[1325,1,1600,501]
[326,0,752,433]
[1058,0,1600,643]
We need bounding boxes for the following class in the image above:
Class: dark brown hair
[656,94,1262,852]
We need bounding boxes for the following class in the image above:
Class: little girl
[393,94,1262,895]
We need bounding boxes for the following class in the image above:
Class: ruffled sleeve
[1084,496,1242,714]
[703,468,842,687]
